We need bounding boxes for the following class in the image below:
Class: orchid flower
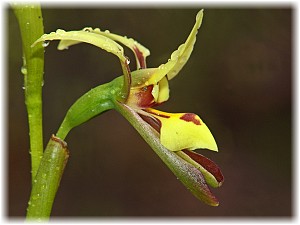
[33,9,224,206]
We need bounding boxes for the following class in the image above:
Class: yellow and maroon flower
[33,9,224,206]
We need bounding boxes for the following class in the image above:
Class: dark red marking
[133,46,147,69]
[136,85,155,108]
[183,150,224,185]
[139,114,162,133]
[180,113,201,125]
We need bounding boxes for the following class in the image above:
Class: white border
[1,1,298,224]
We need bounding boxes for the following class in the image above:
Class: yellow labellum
[147,108,218,152]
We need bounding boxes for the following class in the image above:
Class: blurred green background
[8,6,292,217]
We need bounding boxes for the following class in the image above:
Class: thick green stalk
[26,135,69,221]
[13,3,44,181]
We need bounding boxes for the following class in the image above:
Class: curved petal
[89,28,150,69]
[145,9,204,86]
[146,108,218,152]
[32,29,131,102]
[58,27,150,69]
[32,29,125,61]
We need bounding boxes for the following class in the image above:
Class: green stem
[13,3,45,182]
[26,135,69,221]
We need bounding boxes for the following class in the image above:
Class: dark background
[8,6,292,217]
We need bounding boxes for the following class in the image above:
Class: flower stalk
[13,3,44,182]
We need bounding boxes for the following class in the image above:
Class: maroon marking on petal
[183,150,224,184]
[133,46,147,69]
[136,85,155,108]
[139,114,162,133]
[180,113,201,125]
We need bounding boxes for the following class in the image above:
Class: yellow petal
[149,76,170,103]
[145,10,204,86]
[151,84,159,102]
[157,76,170,103]
[146,108,218,152]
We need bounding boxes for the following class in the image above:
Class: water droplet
[32,194,40,200]
[34,179,37,183]
[28,201,31,205]
[125,57,130,65]
[42,41,49,47]
[83,27,92,32]
[41,80,44,87]
[104,30,110,33]
[21,66,27,75]
[22,86,26,90]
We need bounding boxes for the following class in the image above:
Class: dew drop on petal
[125,56,130,65]
[83,27,92,32]
[21,66,27,75]
[42,41,49,47]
